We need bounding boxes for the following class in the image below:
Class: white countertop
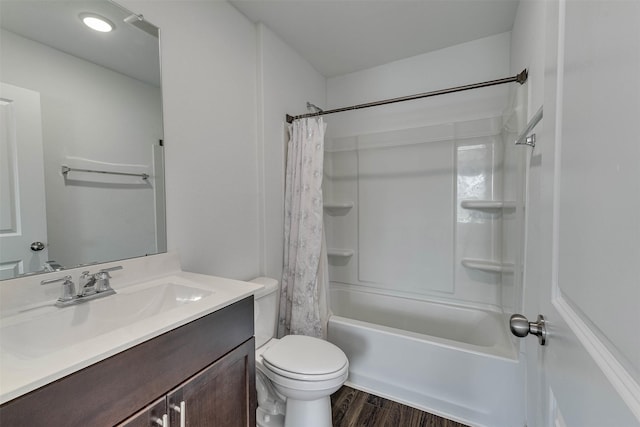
[0,253,263,404]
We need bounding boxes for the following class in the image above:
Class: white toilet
[249,277,349,427]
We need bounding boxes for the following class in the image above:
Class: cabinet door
[116,397,167,427]
[167,338,256,427]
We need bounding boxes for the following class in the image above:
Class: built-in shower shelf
[461,258,514,274]
[324,201,354,215]
[327,249,354,258]
[460,200,516,210]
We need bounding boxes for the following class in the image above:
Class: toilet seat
[256,335,349,382]
[262,358,348,382]
[261,335,348,381]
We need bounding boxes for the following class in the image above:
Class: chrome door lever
[510,314,547,345]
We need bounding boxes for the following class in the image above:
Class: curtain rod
[286,69,528,124]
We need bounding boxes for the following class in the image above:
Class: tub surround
[324,114,515,310]
[0,252,264,405]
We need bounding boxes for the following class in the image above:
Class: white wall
[511,0,546,120]
[324,33,514,309]
[120,0,261,279]
[327,32,512,135]
[256,24,326,280]
[0,29,161,269]
[120,2,326,282]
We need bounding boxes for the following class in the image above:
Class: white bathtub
[327,285,524,427]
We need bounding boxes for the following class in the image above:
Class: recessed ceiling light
[80,13,115,33]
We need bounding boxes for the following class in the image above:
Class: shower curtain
[278,117,330,339]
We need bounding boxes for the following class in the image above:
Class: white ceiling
[230,0,520,78]
[2,1,519,85]
[0,0,160,86]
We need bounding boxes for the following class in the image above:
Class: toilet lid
[261,335,347,376]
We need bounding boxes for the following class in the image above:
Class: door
[523,1,640,426]
[167,339,256,427]
[0,83,48,278]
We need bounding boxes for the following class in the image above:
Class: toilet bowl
[249,277,349,427]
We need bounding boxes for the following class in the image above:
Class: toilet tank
[249,277,279,348]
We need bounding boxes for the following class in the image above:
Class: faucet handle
[40,275,73,285]
[41,275,76,302]
[95,265,122,292]
[79,270,92,283]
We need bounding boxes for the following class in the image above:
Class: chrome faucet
[78,271,97,296]
[40,265,123,307]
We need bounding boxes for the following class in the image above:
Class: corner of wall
[256,23,267,277]
[256,23,327,281]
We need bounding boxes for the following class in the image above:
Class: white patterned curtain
[278,117,330,339]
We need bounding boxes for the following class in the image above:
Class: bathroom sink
[0,282,212,358]
[0,254,265,406]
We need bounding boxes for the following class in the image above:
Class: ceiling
[0,0,161,86]
[230,0,520,78]
[1,1,519,85]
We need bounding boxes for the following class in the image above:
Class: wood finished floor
[331,386,470,427]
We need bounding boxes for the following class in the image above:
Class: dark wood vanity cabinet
[0,297,256,427]
[119,339,255,427]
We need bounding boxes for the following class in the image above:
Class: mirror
[0,0,165,280]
